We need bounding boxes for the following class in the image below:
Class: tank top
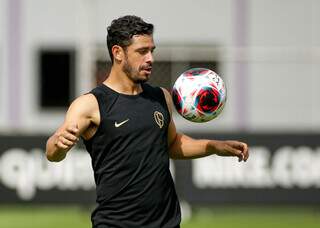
[83,83,181,228]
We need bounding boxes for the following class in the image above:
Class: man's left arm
[161,88,249,161]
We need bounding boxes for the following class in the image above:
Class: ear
[112,45,125,62]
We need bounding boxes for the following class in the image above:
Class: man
[46,15,249,228]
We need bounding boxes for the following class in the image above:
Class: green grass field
[0,205,319,228]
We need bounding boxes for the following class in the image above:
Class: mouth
[142,67,152,74]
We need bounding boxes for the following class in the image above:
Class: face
[122,35,155,83]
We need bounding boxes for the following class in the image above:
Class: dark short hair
[107,15,154,62]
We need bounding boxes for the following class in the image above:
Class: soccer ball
[171,68,227,123]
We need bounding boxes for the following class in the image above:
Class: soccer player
[46,15,249,228]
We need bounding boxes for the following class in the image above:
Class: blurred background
[0,0,320,227]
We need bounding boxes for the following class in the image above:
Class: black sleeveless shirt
[83,83,181,228]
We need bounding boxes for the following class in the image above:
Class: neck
[103,66,143,95]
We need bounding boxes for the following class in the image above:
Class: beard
[122,55,150,84]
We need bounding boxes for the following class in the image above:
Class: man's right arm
[46,94,99,162]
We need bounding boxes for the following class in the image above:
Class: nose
[145,51,154,64]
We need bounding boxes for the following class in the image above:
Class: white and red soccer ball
[171,68,227,123]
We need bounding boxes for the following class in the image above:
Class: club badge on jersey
[154,111,164,128]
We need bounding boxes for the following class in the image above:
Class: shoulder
[67,93,99,118]
[160,87,173,115]
[160,87,171,101]
[71,93,98,108]
[142,84,172,114]
[143,83,169,97]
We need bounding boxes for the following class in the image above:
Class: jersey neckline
[100,83,145,99]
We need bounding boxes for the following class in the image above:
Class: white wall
[0,0,7,129]
[0,0,319,133]
[248,0,320,131]
[94,0,233,45]
[22,0,95,132]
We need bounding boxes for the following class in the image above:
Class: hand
[208,140,249,162]
[54,123,80,151]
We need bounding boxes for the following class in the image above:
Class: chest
[102,96,170,141]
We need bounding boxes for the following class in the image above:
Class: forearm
[169,133,249,161]
[169,133,213,159]
[46,134,68,162]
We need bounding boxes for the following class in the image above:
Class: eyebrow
[136,46,156,52]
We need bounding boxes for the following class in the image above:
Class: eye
[138,49,148,55]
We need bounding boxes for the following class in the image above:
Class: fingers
[241,142,249,161]
[62,131,79,142]
[226,141,249,162]
[225,145,244,161]
[56,140,68,150]
[56,135,78,150]
[235,142,249,162]
[55,123,80,150]
[220,143,243,161]
[59,135,76,146]
[66,124,79,136]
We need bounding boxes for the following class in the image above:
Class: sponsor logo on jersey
[114,119,129,128]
